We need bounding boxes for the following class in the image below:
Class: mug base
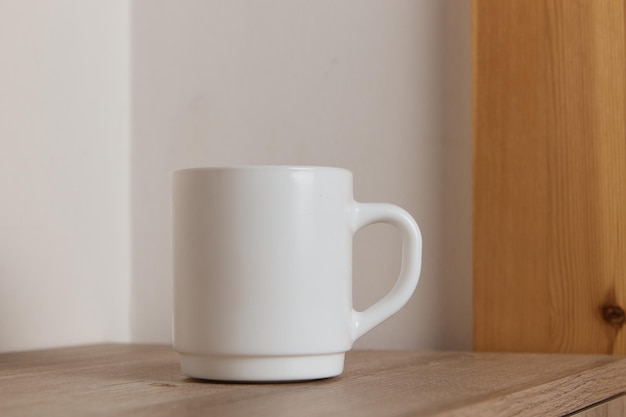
[179,352,345,382]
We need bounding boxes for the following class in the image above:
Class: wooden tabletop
[1,344,626,416]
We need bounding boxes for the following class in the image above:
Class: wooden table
[1,344,626,416]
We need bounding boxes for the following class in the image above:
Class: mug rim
[172,165,352,175]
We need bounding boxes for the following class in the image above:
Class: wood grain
[473,0,626,353]
[1,344,626,417]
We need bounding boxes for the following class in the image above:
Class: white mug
[172,166,422,381]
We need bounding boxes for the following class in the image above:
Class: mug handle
[350,202,423,341]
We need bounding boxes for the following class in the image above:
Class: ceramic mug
[172,166,422,381]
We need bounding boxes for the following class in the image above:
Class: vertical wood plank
[473,0,626,354]
[567,394,626,417]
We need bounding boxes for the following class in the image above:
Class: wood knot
[601,305,626,326]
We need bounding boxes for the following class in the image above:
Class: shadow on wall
[436,0,472,349]
[129,0,471,350]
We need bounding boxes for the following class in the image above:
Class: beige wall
[131,0,471,349]
[0,0,130,352]
[0,0,469,353]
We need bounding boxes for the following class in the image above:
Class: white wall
[0,0,469,353]
[0,1,130,352]
[131,0,471,350]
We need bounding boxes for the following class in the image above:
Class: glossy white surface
[172,166,422,380]
[181,353,345,382]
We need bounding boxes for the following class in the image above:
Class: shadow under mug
[172,166,422,381]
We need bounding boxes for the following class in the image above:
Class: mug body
[172,166,355,380]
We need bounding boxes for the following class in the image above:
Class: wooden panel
[2,344,626,417]
[567,394,626,417]
[473,0,626,353]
